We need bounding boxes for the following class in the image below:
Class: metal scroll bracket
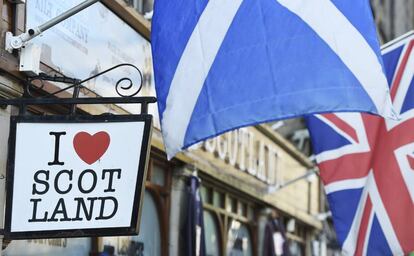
[0,63,157,116]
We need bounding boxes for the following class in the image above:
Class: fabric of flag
[307,32,414,255]
[151,0,395,158]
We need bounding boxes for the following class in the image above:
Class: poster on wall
[26,0,160,127]
[4,115,152,239]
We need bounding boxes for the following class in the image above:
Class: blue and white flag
[151,0,396,159]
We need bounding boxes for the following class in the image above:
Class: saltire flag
[307,31,414,255]
[151,0,396,159]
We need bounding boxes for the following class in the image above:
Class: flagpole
[267,168,318,193]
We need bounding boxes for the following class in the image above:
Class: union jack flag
[307,31,414,255]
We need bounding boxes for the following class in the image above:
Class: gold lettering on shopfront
[202,128,281,185]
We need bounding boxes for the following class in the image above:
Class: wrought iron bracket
[0,63,157,116]
[28,73,82,85]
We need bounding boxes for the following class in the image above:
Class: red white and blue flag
[307,32,414,255]
[152,0,396,159]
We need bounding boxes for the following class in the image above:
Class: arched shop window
[227,220,253,256]
[102,191,161,256]
[132,191,161,255]
[101,153,171,256]
[200,182,257,256]
[204,211,221,256]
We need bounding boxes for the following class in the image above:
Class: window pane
[204,211,221,256]
[143,0,153,13]
[288,240,304,256]
[200,186,211,204]
[150,165,165,186]
[227,221,253,256]
[247,206,254,220]
[102,190,161,256]
[2,238,90,256]
[213,191,224,208]
[228,197,237,213]
[240,203,247,217]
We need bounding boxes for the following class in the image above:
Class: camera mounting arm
[5,0,100,52]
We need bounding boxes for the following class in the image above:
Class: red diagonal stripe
[355,196,372,256]
[323,114,359,143]
[319,153,371,185]
[373,163,414,252]
[372,120,414,252]
[390,40,414,101]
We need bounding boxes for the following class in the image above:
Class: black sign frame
[4,114,152,240]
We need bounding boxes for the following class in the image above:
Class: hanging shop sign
[4,114,152,239]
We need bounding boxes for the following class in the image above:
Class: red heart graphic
[73,131,110,165]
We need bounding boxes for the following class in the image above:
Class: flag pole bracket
[5,0,101,53]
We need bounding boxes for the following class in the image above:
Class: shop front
[0,1,323,255]
[179,126,323,256]
[100,151,173,256]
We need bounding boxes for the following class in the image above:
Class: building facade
[0,1,327,255]
[371,0,414,43]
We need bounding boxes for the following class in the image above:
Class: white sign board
[5,115,152,239]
